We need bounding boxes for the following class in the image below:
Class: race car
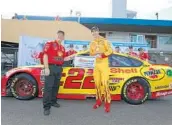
[1,51,172,105]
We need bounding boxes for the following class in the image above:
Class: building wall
[102,30,172,65]
[1,19,93,43]
[105,31,130,42]
[157,35,172,50]
[101,31,172,50]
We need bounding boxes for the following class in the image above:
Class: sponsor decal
[74,56,96,68]
[155,85,169,90]
[110,68,137,74]
[144,69,160,78]
[78,58,94,63]
[62,68,95,89]
[40,69,45,82]
[109,86,120,91]
[169,83,172,89]
[110,78,124,84]
[166,69,172,77]
[141,67,165,81]
[156,90,172,97]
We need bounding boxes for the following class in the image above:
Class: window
[130,34,137,42]
[158,36,172,45]
[130,34,145,43]
[137,35,144,43]
[109,54,143,67]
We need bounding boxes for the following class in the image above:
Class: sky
[1,0,172,19]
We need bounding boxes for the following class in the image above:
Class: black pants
[43,64,63,110]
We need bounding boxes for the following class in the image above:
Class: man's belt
[54,57,63,61]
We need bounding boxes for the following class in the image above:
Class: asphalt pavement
[1,96,172,125]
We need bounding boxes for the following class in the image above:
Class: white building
[111,0,137,18]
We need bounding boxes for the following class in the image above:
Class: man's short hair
[115,46,119,49]
[138,48,143,51]
[70,44,74,48]
[57,30,65,35]
[83,45,87,48]
[129,46,133,49]
[91,26,99,32]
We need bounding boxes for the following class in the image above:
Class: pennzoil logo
[141,67,165,81]
[144,69,161,78]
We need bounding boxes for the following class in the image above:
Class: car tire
[122,77,149,105]
[10,73,38,100]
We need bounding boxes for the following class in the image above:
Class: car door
[59,54,95,96]
[108,54,143,95]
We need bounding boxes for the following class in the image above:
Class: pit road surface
[1,96,172,125]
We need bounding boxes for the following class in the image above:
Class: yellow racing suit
[89,37,113,112]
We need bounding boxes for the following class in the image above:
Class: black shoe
[52,103,60,108]
[44,109,50,116]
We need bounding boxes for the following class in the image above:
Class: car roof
[72,50,149,65]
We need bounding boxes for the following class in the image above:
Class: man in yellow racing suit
[89,26,113,113]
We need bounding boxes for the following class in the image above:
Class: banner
[18,36,89,66]
[18,36,49,66]
[74,56,96,68]
[18,35,149,66]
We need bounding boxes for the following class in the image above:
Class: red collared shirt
[66,50,77,56]
[139,52,149,61]
[128,51,138,57]
[42,40,66,65]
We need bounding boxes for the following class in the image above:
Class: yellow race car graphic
[1,52,172,105]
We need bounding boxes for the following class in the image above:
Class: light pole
[155,12,159,20]
[76,11,81,23]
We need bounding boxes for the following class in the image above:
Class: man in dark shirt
[41,30,71,116]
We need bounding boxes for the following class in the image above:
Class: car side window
[109,54,143,67]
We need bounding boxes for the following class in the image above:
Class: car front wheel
[122,77,149,105]
[10,73,38,100]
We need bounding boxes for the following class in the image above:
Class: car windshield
[111,56,131,66]
[109,54,143,67]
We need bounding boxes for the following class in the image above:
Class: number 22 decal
[63,68,95,89]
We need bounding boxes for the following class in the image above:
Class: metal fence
[149,51,172,66]
[1,47,18,74]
